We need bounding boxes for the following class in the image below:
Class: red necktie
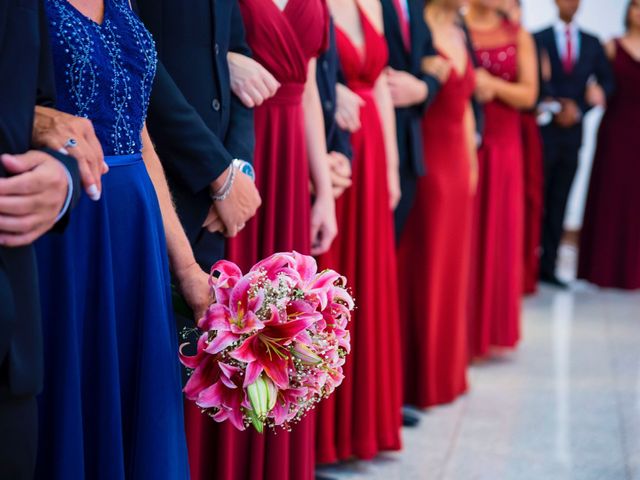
[563,26,574,74]
[392,0,411,51]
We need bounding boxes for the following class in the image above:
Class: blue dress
[35,1,189,478]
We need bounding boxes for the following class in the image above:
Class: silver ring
[64,138,78,149]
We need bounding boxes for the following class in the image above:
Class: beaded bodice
[45,0,157,156]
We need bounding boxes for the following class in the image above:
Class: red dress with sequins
[315,6,403,463]
[184,1,328,479]
[468,21,524,358]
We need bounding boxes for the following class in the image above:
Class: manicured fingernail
[58,148,70,155]
[87,184,101,201]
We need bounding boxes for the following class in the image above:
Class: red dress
[521,112,544,295]
[397,55,476,407]
[184,1,328,479]
[315,7,402,463]
[578,40,640,290]
[468,22,524,358]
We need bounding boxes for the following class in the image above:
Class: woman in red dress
[397,0,477,408]
[315,0,403,463]
[578,1,640,290]
[184,1,336,479]
[465,0,538,359]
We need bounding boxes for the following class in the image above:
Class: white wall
[521,0,628,230]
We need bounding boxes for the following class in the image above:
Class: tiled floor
[318,247,640,479]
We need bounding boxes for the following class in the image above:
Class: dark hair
[624,0,639,31]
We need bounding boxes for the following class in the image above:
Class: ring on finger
[64,138,79,149]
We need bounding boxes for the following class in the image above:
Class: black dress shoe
[402,406,422,427]
[539,273,569,290]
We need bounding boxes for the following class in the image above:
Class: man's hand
[335,84,365,133]
[202,205,225,233]
[228,52,280,108]
[422,55,452,84]
[327,151,352,199]
[554,98,581,128]
[32,106,106,201]
[585,82,606,108]
[386,68,428,108]
[0,151,69,247]
[474,68,496,104]
[211,167,261,237]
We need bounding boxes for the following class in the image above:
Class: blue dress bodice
[45,0,157,156]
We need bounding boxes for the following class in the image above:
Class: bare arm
[464,104,478,194]
[303,58,337,255]
[482,29,538,110]
[374,69,401,210]
[141,125,210,321]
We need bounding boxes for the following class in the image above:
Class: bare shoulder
[358,0,384,33]
[517,26,535,46]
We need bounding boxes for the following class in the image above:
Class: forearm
[303,60,332,199]
[141,126,197,276]
[491,77,537,110]
[374,74,400,173]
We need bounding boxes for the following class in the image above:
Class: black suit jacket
[317,18,352,159]
[0,0,80,396]
[135,0,254,267]
[535,26,614,147]
[381,0,440,177]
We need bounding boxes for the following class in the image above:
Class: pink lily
[196,362,248,431]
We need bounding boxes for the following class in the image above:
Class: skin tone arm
[373,70,401,210]
[303,59,338,256]
[141,126,211,321]
[464,104,478,195]
[476,29,538,109]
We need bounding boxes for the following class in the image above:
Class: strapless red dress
[184,1,328,479]
[315,6,402,463]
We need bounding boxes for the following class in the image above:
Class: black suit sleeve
[416,29,441,114]
[577,38,615,116]
[224,1,255,162]
[147,61,233,195]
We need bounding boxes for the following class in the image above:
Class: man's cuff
[54,166,74,223]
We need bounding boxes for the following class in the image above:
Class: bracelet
[211,164,237,202]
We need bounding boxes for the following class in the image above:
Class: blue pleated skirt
[34,154,189,479]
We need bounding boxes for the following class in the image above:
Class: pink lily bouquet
[180,252,354,433]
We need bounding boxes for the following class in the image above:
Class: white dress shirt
[554,20,581,62]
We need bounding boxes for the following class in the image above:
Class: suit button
[324,100,333,111]
[212,99,221,111]
[215,43,220,56]
[322,60,329,71]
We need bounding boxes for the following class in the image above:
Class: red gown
[397,54,476,407]
[468,21,524,359]
[521,112,544,295]
[184,1,328,479]
[578,40,640,290]
[315,7,402,463]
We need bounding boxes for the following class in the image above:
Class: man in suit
[381,0,447,239]
[0,1,85,477]
[134,0,262,272]
[534,0,614,288]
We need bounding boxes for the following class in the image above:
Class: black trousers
[0,364,37,480]
[394,166,419,244]
[540,141,580,277]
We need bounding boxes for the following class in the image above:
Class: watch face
[234,160,256,181]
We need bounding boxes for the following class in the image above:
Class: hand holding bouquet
[180,252,353,433]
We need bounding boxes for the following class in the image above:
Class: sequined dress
[34,1,189,478]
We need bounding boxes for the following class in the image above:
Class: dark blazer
[535,26,614,147]
[135,0,254,267]
[317,18,352,159]
[0,0,80,396]
[381,0,440,177]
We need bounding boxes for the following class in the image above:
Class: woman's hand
[327,151,352,198]
[228,52,280,108]
[310,193,337,256]
[474,68,496,103]
[335,84,365,133]
[176,263,212,323]
[387,166,401,211]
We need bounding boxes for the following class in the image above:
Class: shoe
[539,273,569,290]
[402,406,422,427]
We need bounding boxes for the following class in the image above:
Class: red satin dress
[315,7,402,463]
[521,112,544,295]
[184,1,328,480]
[397,53,476,407]
[578,40,640,290]
[468,21,524,359]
